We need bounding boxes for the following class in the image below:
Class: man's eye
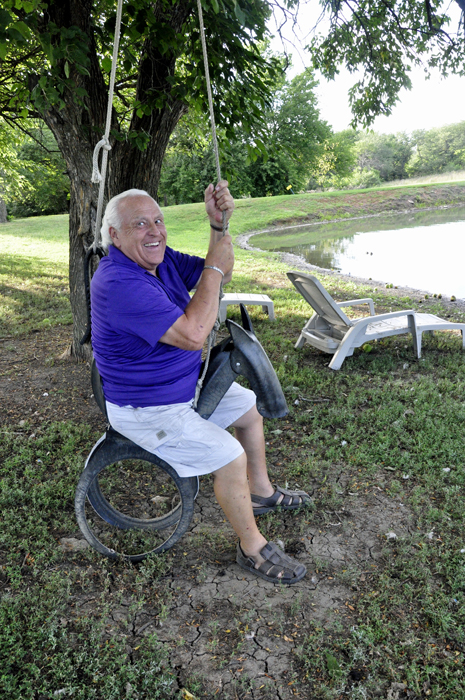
[155,219,163,225]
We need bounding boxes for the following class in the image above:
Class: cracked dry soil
[1,328,415,699]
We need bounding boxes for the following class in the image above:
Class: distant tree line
[1,96,465,216]
[158,114,465,203]
[327,122,465,191]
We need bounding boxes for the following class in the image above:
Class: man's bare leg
[212,449,305,581]
[230,405,274,497]
[231,404,306,506]
[212,452,267,559]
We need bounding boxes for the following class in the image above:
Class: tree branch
[2,116,56,153]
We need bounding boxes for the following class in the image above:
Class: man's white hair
[100,188,156,251]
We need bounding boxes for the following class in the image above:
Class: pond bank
[236,185,465,312]
[254,182,465,229]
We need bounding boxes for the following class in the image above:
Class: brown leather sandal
[251,485,312,515]
[236,541,307,584]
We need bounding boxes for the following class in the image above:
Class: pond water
[252,205,465,300]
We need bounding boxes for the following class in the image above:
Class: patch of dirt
[149,484,413,699]
[0,326,105,431]
[1,325,415,699]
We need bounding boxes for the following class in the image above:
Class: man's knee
[232,403,263,432]
[213,451,247,483]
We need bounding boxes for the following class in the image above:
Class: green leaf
[13,21,31,40]
[0,42,7,60]
[64,61,70,79]
[0,9,11,29]
[102,56,112,73]
[325,652,341,673]
[39,32,53,63]
[7,26,27,42]
[75,64,90,77]
[211,0,219,13]
[234,2,246,25]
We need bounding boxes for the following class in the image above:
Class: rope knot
[91,137,112,184]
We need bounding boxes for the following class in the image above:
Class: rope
[193,0,227,407]
[91,0,124,251]
[195,0,227,237]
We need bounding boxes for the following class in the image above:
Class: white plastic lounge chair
[287,271,465,370]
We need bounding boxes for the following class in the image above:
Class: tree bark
[40,1,190,360]
[0,197,7,223]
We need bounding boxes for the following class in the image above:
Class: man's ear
[109,226,120,247]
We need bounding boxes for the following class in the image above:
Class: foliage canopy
[0,0,281,160]
[308,0,465,126]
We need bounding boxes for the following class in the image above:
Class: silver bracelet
[203,265,224,278]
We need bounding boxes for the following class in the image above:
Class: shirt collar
[107,244,171,277]
[108,245,143,269]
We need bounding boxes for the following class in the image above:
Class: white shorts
[106,383,257,478]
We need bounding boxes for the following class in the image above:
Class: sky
[269,2,464,135]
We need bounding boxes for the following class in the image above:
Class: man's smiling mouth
[144,242,160,247]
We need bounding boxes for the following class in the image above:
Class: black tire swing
[74,360,201,563]
[74,0,287,563]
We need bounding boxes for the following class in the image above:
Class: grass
[0,214,71,336]
[386,169,465,188]
[0,422,176,699]
[288,349,465,697]
[1,182,465,698]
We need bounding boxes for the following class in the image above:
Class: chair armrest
[351,309,417,330]
[328,310,419,369]
[337,298,375,316]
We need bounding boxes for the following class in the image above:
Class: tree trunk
[40,1,190,360]
[0,197,7,223]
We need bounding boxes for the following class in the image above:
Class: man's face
[109,195,167,274]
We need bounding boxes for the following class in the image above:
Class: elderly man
[91,181,310,584]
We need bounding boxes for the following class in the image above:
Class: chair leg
[218,303,227,323]
[328,343,352,370]
[261,303,275,320]
[407,314,421,359]
[295,333,307,349]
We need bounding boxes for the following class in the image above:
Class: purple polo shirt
[91,245,205,407]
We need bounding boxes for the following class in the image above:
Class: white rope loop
[91,137,111,184]
[92,0,124,251]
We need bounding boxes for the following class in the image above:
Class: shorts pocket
[107,404,183,451]
[173,418,228,464]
